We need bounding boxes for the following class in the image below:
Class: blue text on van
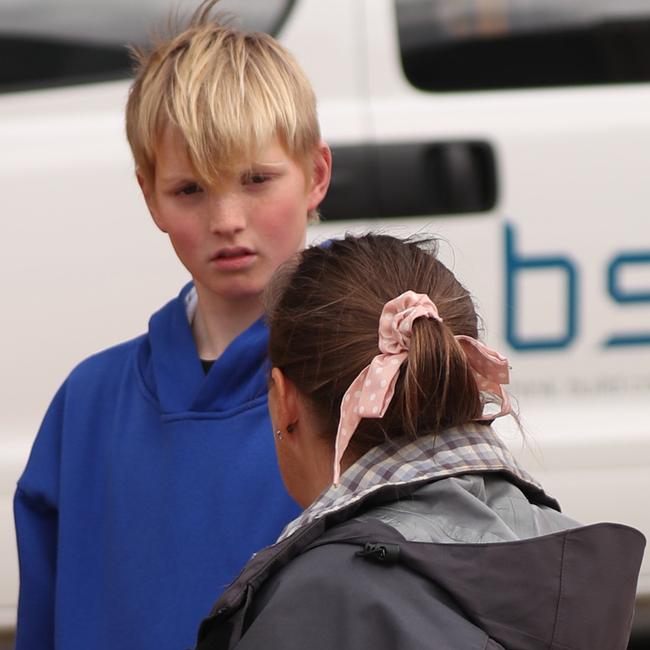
[505,224,650,350]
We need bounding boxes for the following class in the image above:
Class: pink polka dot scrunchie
[332,291,512,485]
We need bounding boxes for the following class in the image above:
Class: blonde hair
[125,0,321,192]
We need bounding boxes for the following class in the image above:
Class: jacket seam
[550,533,569,648]
[479,616,574,650]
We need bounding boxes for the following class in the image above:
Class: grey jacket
[195,429,645,650]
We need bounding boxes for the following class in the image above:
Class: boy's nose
[207,194,247,235]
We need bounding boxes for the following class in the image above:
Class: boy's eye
[176,183,202,196]
[243,172,271,185]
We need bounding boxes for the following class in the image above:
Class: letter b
[505,224,578,351]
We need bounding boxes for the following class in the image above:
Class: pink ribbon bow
[332,291,512,485]
[455,335,511,420]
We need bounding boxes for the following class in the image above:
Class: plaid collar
[279,423,553,542]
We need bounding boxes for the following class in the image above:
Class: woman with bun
[196,234,645,650]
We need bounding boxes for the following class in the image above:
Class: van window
[0,0,294,92]
[395,0,650,91]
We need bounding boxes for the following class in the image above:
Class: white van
[1,0,649,636]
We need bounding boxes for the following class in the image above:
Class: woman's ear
[270,368,300,436]
[306,141,332,211]
[136,169,167,233]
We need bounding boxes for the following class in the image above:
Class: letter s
[605,252,650,347]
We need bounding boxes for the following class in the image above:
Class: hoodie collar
[140,283,270,414]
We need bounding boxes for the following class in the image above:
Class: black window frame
[395,0,650,92]
[0,0,296,94]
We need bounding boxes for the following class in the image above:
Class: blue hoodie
[14,284,301,650]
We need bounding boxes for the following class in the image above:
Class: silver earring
[275,429,283,440]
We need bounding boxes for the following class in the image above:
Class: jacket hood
[312,518,646,650]
[137,283,270,414]
[199,484,645,650]
[193,401,644,650]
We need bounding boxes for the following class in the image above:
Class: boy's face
[138,126,330,306]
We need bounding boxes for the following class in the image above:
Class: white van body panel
[1,0,649,629]
[359,0,650,592]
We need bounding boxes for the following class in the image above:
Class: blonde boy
[14,3,331,650]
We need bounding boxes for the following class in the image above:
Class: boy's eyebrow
[249,161,289,169]
[158,173,198,185]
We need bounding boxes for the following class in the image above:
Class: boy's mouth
[211,246,257,271]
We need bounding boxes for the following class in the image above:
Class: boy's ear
[136,169,167,233]
[307,141,333,211]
